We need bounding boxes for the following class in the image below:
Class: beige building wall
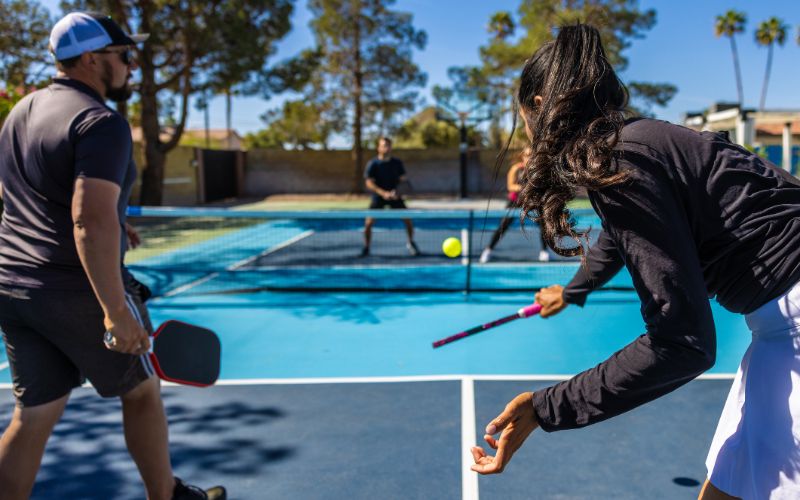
[129,145,522,205]
[244,148,517,196]
[130,144,198,205]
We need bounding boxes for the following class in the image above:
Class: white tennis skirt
[706,281,800,499]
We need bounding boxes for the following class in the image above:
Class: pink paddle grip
[518,303,542,318]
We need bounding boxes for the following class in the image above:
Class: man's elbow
[73,216,99,243]
[73,211,117,240]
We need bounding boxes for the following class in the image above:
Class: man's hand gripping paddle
[106,320,221,386]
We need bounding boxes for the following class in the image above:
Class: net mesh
[125,207,633,297]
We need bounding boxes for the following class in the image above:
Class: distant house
[129,126,172,144]
[683,103,800,173]
[130,127,244,150]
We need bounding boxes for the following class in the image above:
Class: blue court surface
[0,209,751,499]
[0,290,748,499]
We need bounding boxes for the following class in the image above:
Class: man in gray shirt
[0,12,224,499]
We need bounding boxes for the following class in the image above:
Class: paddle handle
[432,303,542,348]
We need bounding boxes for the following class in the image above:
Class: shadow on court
[0,378,728,499]
[0,389,295,499]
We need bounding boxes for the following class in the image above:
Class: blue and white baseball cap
[50,12,149,61]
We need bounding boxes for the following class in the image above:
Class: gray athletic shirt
[0,77,136,291]
[533,118,800,432]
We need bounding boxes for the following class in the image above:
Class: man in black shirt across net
[360,136,420,257]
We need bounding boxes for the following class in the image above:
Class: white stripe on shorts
[125,292,154,377]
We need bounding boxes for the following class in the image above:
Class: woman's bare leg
[698,479,740,500]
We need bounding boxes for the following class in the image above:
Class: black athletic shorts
[0,274,155,407]
[369,196,407,209]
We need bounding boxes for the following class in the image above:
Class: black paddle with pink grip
[432,303,542,348]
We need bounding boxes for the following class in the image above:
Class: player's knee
[120,375,160,405]
[14,394,69,429]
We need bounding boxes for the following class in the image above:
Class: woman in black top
[470,24,800,500]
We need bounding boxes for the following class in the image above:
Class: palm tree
[755,17,788,111]
[714,10,747,107]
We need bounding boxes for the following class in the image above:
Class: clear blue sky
[40,0,800,138]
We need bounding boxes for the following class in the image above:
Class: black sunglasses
[93,48,133,65]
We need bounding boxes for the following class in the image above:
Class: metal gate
[196,149,243,203]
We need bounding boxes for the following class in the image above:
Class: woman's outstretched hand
[471,392,540,474]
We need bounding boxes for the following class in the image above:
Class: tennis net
[125,206,633,297]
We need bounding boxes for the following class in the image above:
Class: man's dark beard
[106,84,132,102]
[101,61,132,102]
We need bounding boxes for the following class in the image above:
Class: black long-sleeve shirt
[532,118,800,432]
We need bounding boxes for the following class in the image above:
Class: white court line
[205,373,736,385]
[0,367,736,500]
[160,230,314,297]
[0,369,737,500]
[226,230,315,271]
[0,373,736,388]
[162,272,220,297]
[462,377,479,500]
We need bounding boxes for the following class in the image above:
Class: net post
[460,228,469,265]
[465,210,474,294]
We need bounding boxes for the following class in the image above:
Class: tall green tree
[432,66,502,118]
[393,107,459,148]
[480,2,661,84]
[488,11,515,41]
[434,64,508,148]
[61,0,295,205]
[431,66,496,148]
[714,10,747,107]
[628,82,677,117]
[472,1,674,140]
[247,99,333,150]
[307,0,427,192]
[0,0,52,88]
[755,17,787,111]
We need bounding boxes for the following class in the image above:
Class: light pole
[458,112,468,199]
[437,109,490,199]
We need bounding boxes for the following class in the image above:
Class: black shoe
[172,477,227,500]
[407,241,420,256]
[359,246,370,257]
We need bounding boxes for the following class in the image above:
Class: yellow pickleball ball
[442,237,461,258]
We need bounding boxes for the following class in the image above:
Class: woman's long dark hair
[516,24,629,257]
